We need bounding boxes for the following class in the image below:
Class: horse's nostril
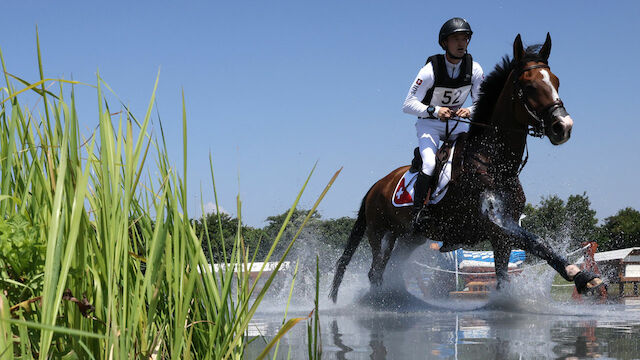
[552,122,565,136]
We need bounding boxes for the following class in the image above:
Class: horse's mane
[470,45,546,135]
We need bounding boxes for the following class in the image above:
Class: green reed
[0,37,334,359]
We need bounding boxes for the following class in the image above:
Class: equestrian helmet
[439,17,473,50]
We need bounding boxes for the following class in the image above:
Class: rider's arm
[402,63,440,117]
[466,62,485,117]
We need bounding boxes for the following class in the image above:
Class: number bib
[420,54,474,112]
[430,85,472,109]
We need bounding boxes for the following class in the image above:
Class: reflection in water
[331,320,354,360]
[357,312,419,359]
[246,303,640,359]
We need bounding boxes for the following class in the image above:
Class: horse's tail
[329,188,371,303]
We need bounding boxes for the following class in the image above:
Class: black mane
[470,45,546,135]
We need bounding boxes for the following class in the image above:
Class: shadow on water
[357,287,446,312]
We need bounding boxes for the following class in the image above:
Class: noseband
[512,63,565,138]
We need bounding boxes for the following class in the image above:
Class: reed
[0,38,335,359]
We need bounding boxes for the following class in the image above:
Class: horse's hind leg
[368,230,396,287]
[384,235,424,289]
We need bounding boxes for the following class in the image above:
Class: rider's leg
[416,130,439,176]
[412,171,433,231]
[413,123,440,232]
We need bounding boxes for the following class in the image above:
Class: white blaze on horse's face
[540,70,559,102]
[539,69,573,145]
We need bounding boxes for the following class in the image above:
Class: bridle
[450,63,565,138]
[511,63,565,138]
[443,62,569,175]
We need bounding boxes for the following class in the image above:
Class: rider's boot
[412,171,433,234]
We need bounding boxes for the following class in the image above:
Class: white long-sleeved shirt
[402,56,484,118]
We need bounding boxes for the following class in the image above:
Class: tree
[599,207,640,251]
[192,212,266,263]
[259,209,360,269]
[522,195,567,241]
[521,193,600,245]
[192,208,359,264]
[259,209,322,258]
[316,216,356,248]
[565,192,599,243]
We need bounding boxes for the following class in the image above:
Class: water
[247,301,640,359]
[246,239,640,359]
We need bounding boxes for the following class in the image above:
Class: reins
[443,117,530,175]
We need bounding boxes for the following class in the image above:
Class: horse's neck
[477,81,528,176]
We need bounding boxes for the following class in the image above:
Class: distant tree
[258,208,322,260]
[521,193,600,245]
[316,216,356,248]
[258,209,362,269]
[565,192,599,243]
[522,195,567,241]
[262,209,321,240]
[192,212,266,263]
[599,207,640,251]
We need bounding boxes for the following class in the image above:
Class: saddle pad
[392,142,456,207]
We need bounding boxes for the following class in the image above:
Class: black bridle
[443,63,569,175]
[511,63,566,138]
[449,63,566,138]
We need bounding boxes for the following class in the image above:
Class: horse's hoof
[574,270,606,295]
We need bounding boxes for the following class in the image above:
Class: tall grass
[0,39,335,359]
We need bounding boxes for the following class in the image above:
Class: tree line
[521,192,640,251]
[192,209,358,265]
[194,192,639,263]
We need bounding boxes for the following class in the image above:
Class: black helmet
[438,17,473,50]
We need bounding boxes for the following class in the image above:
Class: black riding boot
[412,172,433,234]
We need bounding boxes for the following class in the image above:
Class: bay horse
[330,34,604,304]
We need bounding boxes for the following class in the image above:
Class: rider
[402,17,484,233]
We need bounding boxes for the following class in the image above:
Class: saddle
[410,132,469,186]
[392,133,469,207]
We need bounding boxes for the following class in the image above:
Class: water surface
[247,300,640,359]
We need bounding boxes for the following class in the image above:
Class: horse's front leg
[481,190,603,295]
[490,237,511,291]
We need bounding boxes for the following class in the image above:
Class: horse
[330,34,604,305]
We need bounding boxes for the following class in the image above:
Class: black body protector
[421,54,474,114]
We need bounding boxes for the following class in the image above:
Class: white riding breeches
[416,118,469,175]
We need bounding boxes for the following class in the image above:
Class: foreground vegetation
[0,41,332,359]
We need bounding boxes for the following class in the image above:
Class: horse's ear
[513,34,524,63]
[539,32,552,61]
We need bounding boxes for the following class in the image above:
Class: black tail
[329,189,370,303]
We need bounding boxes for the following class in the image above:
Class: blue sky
[3,1,639,226]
